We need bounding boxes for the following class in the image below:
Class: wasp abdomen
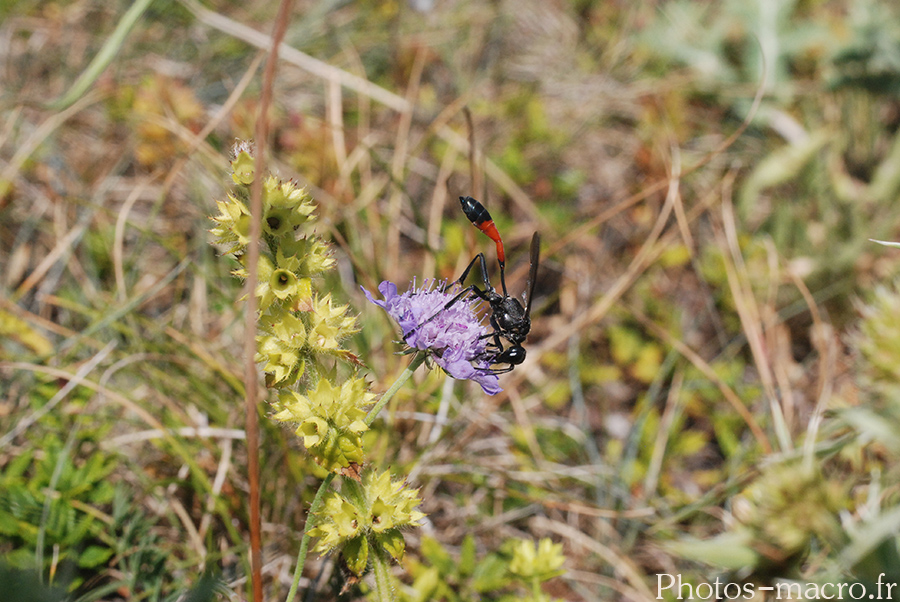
[459,196,506,265]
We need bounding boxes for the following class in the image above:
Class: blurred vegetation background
[3,0,900,600]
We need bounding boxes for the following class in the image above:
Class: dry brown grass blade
[0,91,103,198]
[667,144,693,254]
[14,222,88,301]
[533,166,681,356]
[114,180,156,302]
[0,296,78,339]
[181,0,410,113]
[465,107,483,200]
[199,436,234,540]
[169,496,206,561]
[715,192,791,452]
[1,360,171,440]
[0,343,115,449]
[386,45,427,280]
[327,78,349,197]
[786,261,837,464]
[423,144,460,280]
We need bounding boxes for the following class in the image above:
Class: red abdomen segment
[459,196,506,265]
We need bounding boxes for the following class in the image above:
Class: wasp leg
[474,363,516,376]
[443,252,494,294]
[403,282,489,342]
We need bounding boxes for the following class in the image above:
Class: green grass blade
[47,0,155,110]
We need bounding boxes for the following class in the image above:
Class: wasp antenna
[524,232,540,317]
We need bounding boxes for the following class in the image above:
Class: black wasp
[441,196,541,374]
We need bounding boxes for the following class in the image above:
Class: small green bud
[209,195,252,254]
[231,145,255,186]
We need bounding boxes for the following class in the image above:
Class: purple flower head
[363,279,501,395]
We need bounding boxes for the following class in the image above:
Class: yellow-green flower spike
[509,538,566,582]
[273,377,374,471]
[733,463,842,559]
[308,470,425,575]
[210,141,410,595]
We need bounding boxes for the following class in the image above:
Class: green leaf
[471,553,510,592]
[48,0,156,110]
[78,545,114,568]
[343,536,369,577]
[420,535,455,575]
[459,534,476,577]
[664,531,762,570]
[838,408,900,452]
[840,505,900,571]
[409,566,441,602]
[0,511,19,536]
[738,130,831,221]
[379,529,406,562]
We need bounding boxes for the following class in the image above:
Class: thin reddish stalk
[243,2,294,600]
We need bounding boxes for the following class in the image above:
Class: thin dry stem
[243,2,294,599]
[386,46,427,280]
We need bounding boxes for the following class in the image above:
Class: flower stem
[285,471,335,601]
[370,546,395,602]
[286,351,426,600]
[366,351,426,426]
